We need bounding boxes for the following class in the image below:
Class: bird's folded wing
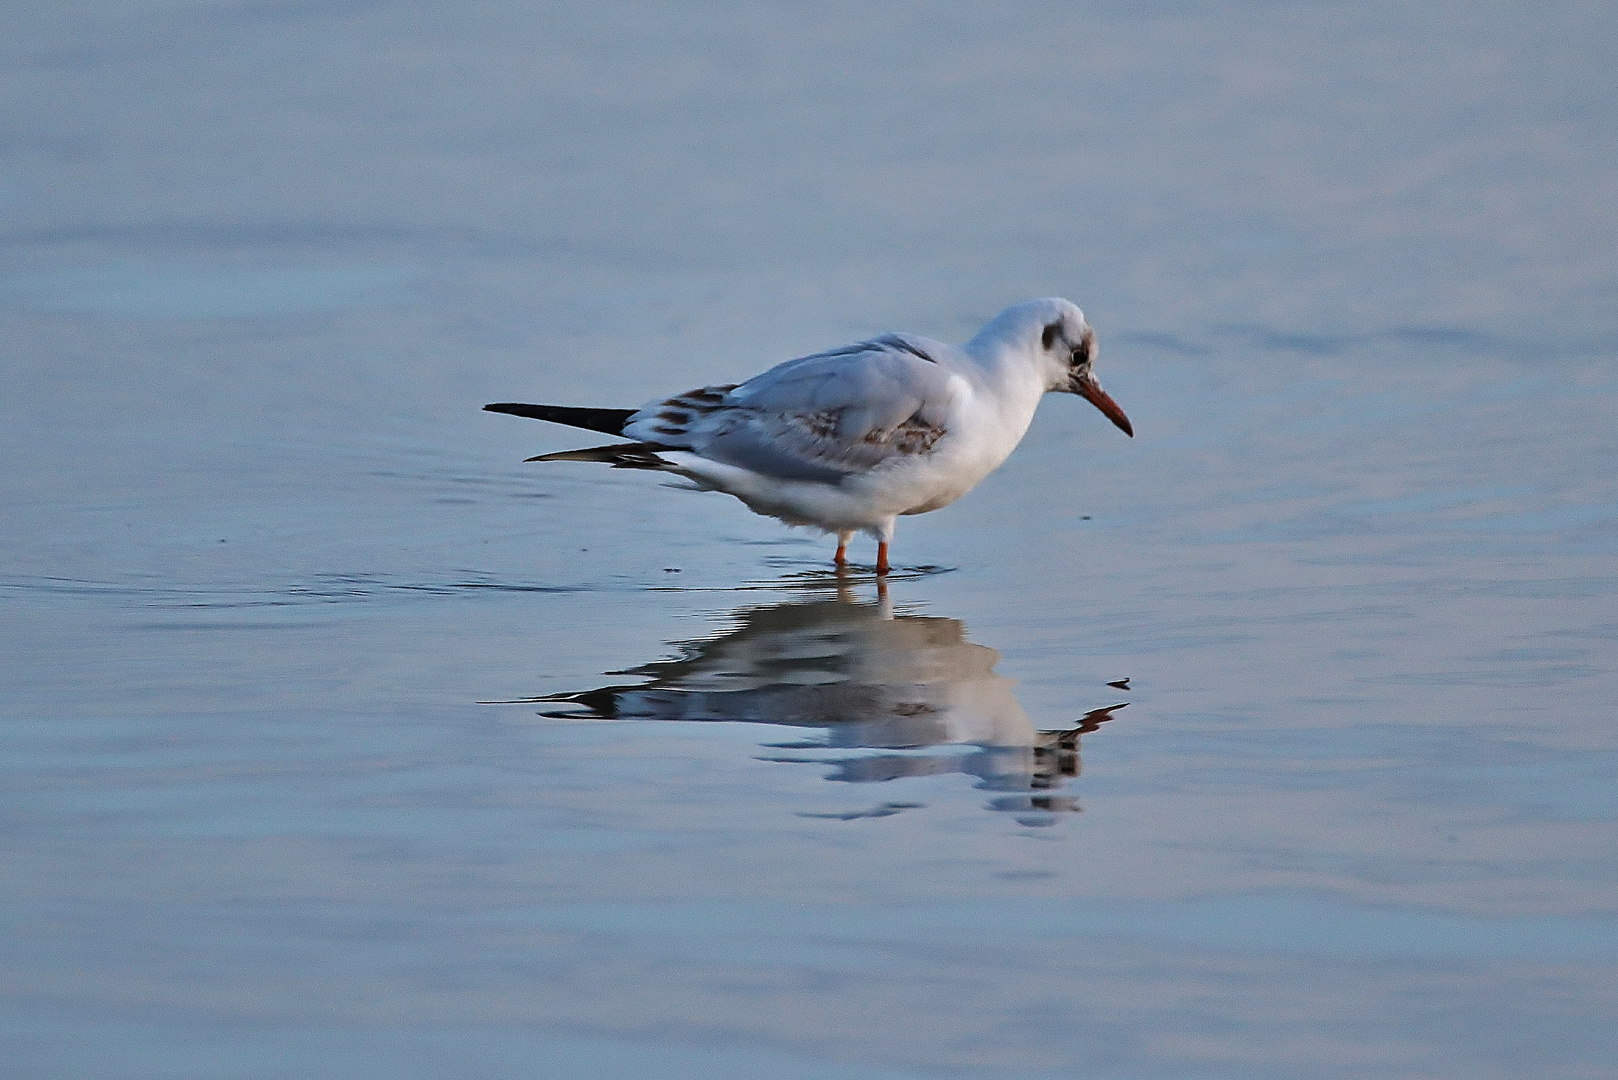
[624,336,962,483]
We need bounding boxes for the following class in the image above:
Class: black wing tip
[526,443,670,470]
[482,402,636,436]
[484,402,549,416]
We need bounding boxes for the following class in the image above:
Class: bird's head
[1005,298,1133,437]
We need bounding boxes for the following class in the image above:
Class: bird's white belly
[662,395,1032,533]
[667,453,905,531]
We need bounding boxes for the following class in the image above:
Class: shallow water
[4,2,1617,1077]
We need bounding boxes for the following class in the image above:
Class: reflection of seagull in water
[486,298,1132,574]
[509,588,1124,822]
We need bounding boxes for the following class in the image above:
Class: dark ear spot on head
[1041,322,1061,350]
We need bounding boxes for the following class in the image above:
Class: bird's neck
[966,340,1058,403]
[958,343,1053,462]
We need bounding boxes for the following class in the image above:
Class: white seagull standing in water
[486,298,1132,574]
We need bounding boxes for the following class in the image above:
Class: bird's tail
[525,443,672,470]
[484,402,636,436]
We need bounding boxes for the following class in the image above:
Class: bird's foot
[834,530,853,571]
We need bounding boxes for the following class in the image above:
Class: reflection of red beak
[1074,373,1134,437]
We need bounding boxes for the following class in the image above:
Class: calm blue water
[3,2,1616,1077]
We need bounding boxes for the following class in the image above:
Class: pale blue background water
[3,2,1616,1077]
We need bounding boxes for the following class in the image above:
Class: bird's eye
[1041,323,1061,350]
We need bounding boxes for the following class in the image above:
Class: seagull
[485,298,1132,574]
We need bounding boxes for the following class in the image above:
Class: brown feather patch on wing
[877,414,946,455]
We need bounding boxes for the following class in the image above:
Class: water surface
[3,2,1616,1077]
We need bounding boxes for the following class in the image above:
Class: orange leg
[834,530,852,569]
[876,541,890,576]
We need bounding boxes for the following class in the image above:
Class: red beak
[1074,373,1133,437]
